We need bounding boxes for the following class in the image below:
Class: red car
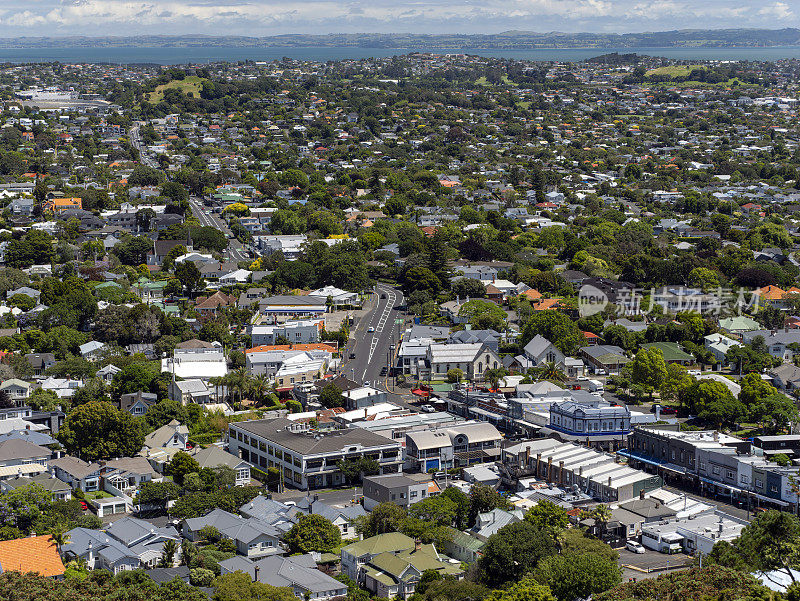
[78,500,88,511]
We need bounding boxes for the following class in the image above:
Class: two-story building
[227,418,403,490]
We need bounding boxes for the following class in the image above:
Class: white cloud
[0,0,796,34]
[759,2,793,19]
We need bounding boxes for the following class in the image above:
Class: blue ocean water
[1,46,800,64]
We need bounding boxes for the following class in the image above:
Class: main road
[188,196,249,263]
[342,283,408,390]
[129,122,159,169]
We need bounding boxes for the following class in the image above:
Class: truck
[586,379,604,394]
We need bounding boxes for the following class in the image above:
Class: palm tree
[251,374,270,406]
[159,539,178,567]
[536,361,566,382]
[50,529,70,557]
[180,539,198,567]
[590,504,613,538]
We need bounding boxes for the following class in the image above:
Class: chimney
[639,489,645,500]
[415,538,422,551]
[547,457,553,482]
[536,453,542,476]
[254,565,260,582]
[559,461,565,486]
[608,476,612,489]
[87,541,94,566]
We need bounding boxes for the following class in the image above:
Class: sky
[0,0,796,37]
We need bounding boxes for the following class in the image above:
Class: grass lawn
[84,491,113,500]
[645,65,704,77]
[149,76,205,103]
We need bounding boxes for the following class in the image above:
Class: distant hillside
[0,29,800,50]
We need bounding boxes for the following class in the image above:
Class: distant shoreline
[0,29,799,50]
[2,45,800,65]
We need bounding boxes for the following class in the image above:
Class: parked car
[349,352,356,359]
[626,540,646,554]
[367,326,375,332]
[78,500,88,511]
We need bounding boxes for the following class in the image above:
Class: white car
[626,540,646,554]
[367,326,375,332]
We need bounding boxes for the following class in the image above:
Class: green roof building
[640,342,694,365]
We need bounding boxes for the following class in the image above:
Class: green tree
[167,451,201,486]
[57,401,144,461]
[175,261,204,295]
[319,383,345,409]
[486,577,555,601]
[521,311,585,356]
[213,571,298,601]
[532,552,622,601]
[631,347,668,398]
[159,539,178,567]
[284,514,342,553]
[356,502,407,538]
[683,379,746,428]
[479,521,556,587]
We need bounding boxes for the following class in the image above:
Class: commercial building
[362,473,440,511]
[405,422,503,472]
[227,418,403,490]
[502,438,662,503]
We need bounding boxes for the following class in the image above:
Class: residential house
[741,329,800,361]
[95,363,121,383]
[426,344,502,381]
[341,533,461,599]
[0,473,72,501]
[195,291,237,319]
[700,333,739,367]
[639,342,694,365]
[64,517,181,573]
[182,508,281,558]
[119,391,157,416]
[168,379,213,405]
[191,444,251,486]
[218,553,348,600]
[24,353,56,377]
[0,438,51,469]
[0,535,64,577]
[0,378,31,402]
[770,364,800,392]
[143,420,189,450]
[523,334,565,367]
[292,495,367,539]
[580,345,630,375]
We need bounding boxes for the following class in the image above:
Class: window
[756,478,763,488]
[771,485,779,493]
[700,462,706,470]
[712,466,720,475]
[727,471,734,479]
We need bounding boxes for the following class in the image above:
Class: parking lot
[618,546,692,581]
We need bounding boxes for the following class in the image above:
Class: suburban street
[342,282,408,391]
[129,122,158,168]
[188,196,250,262]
